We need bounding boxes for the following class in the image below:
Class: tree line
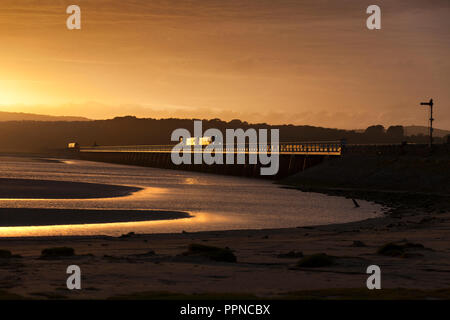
[0,116,446,152]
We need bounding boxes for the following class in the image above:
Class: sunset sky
[0,0,449,129]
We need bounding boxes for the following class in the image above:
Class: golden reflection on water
[0,158,383,238]
[184,178,198,185]
[0,211,231,237]
[0,186,195,237]
[0,187,167,202]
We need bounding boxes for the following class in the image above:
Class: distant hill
[403,126,450,138]
[0,116,447,153]
[0,111,90,122]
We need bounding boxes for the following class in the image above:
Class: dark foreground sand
[1,152,450,300]
[0,189,449,300]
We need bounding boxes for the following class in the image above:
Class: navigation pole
[420,98,434,147]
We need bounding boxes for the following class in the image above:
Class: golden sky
[0,0,449,129]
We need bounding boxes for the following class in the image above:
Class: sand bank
[0,178,141,199]
[0,208,191,227]
[0,154,449,299]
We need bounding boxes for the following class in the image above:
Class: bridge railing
[80,141,342,155]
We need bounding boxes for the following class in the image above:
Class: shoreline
[0,179,445,238]
[1,152,449,299]
[1,185,449,299]
[0,181,441,239]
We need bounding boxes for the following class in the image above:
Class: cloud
[0,1,448,129]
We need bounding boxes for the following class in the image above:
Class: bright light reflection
[0,187,167,202]
[0,211,233,237]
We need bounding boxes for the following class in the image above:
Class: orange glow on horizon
[0,0,449,128]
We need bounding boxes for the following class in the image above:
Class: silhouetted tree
[0,117,439,152]
[365,125,385,135]
[364,125,385,142]
[386,125,404,142]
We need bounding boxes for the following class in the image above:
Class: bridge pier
[79,151,332,179]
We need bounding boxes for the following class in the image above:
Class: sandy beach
[0,153,449,299]
[1,184,449,300]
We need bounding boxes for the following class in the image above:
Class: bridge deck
[80,142,342,156]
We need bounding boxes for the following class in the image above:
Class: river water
[0,157,382,237]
